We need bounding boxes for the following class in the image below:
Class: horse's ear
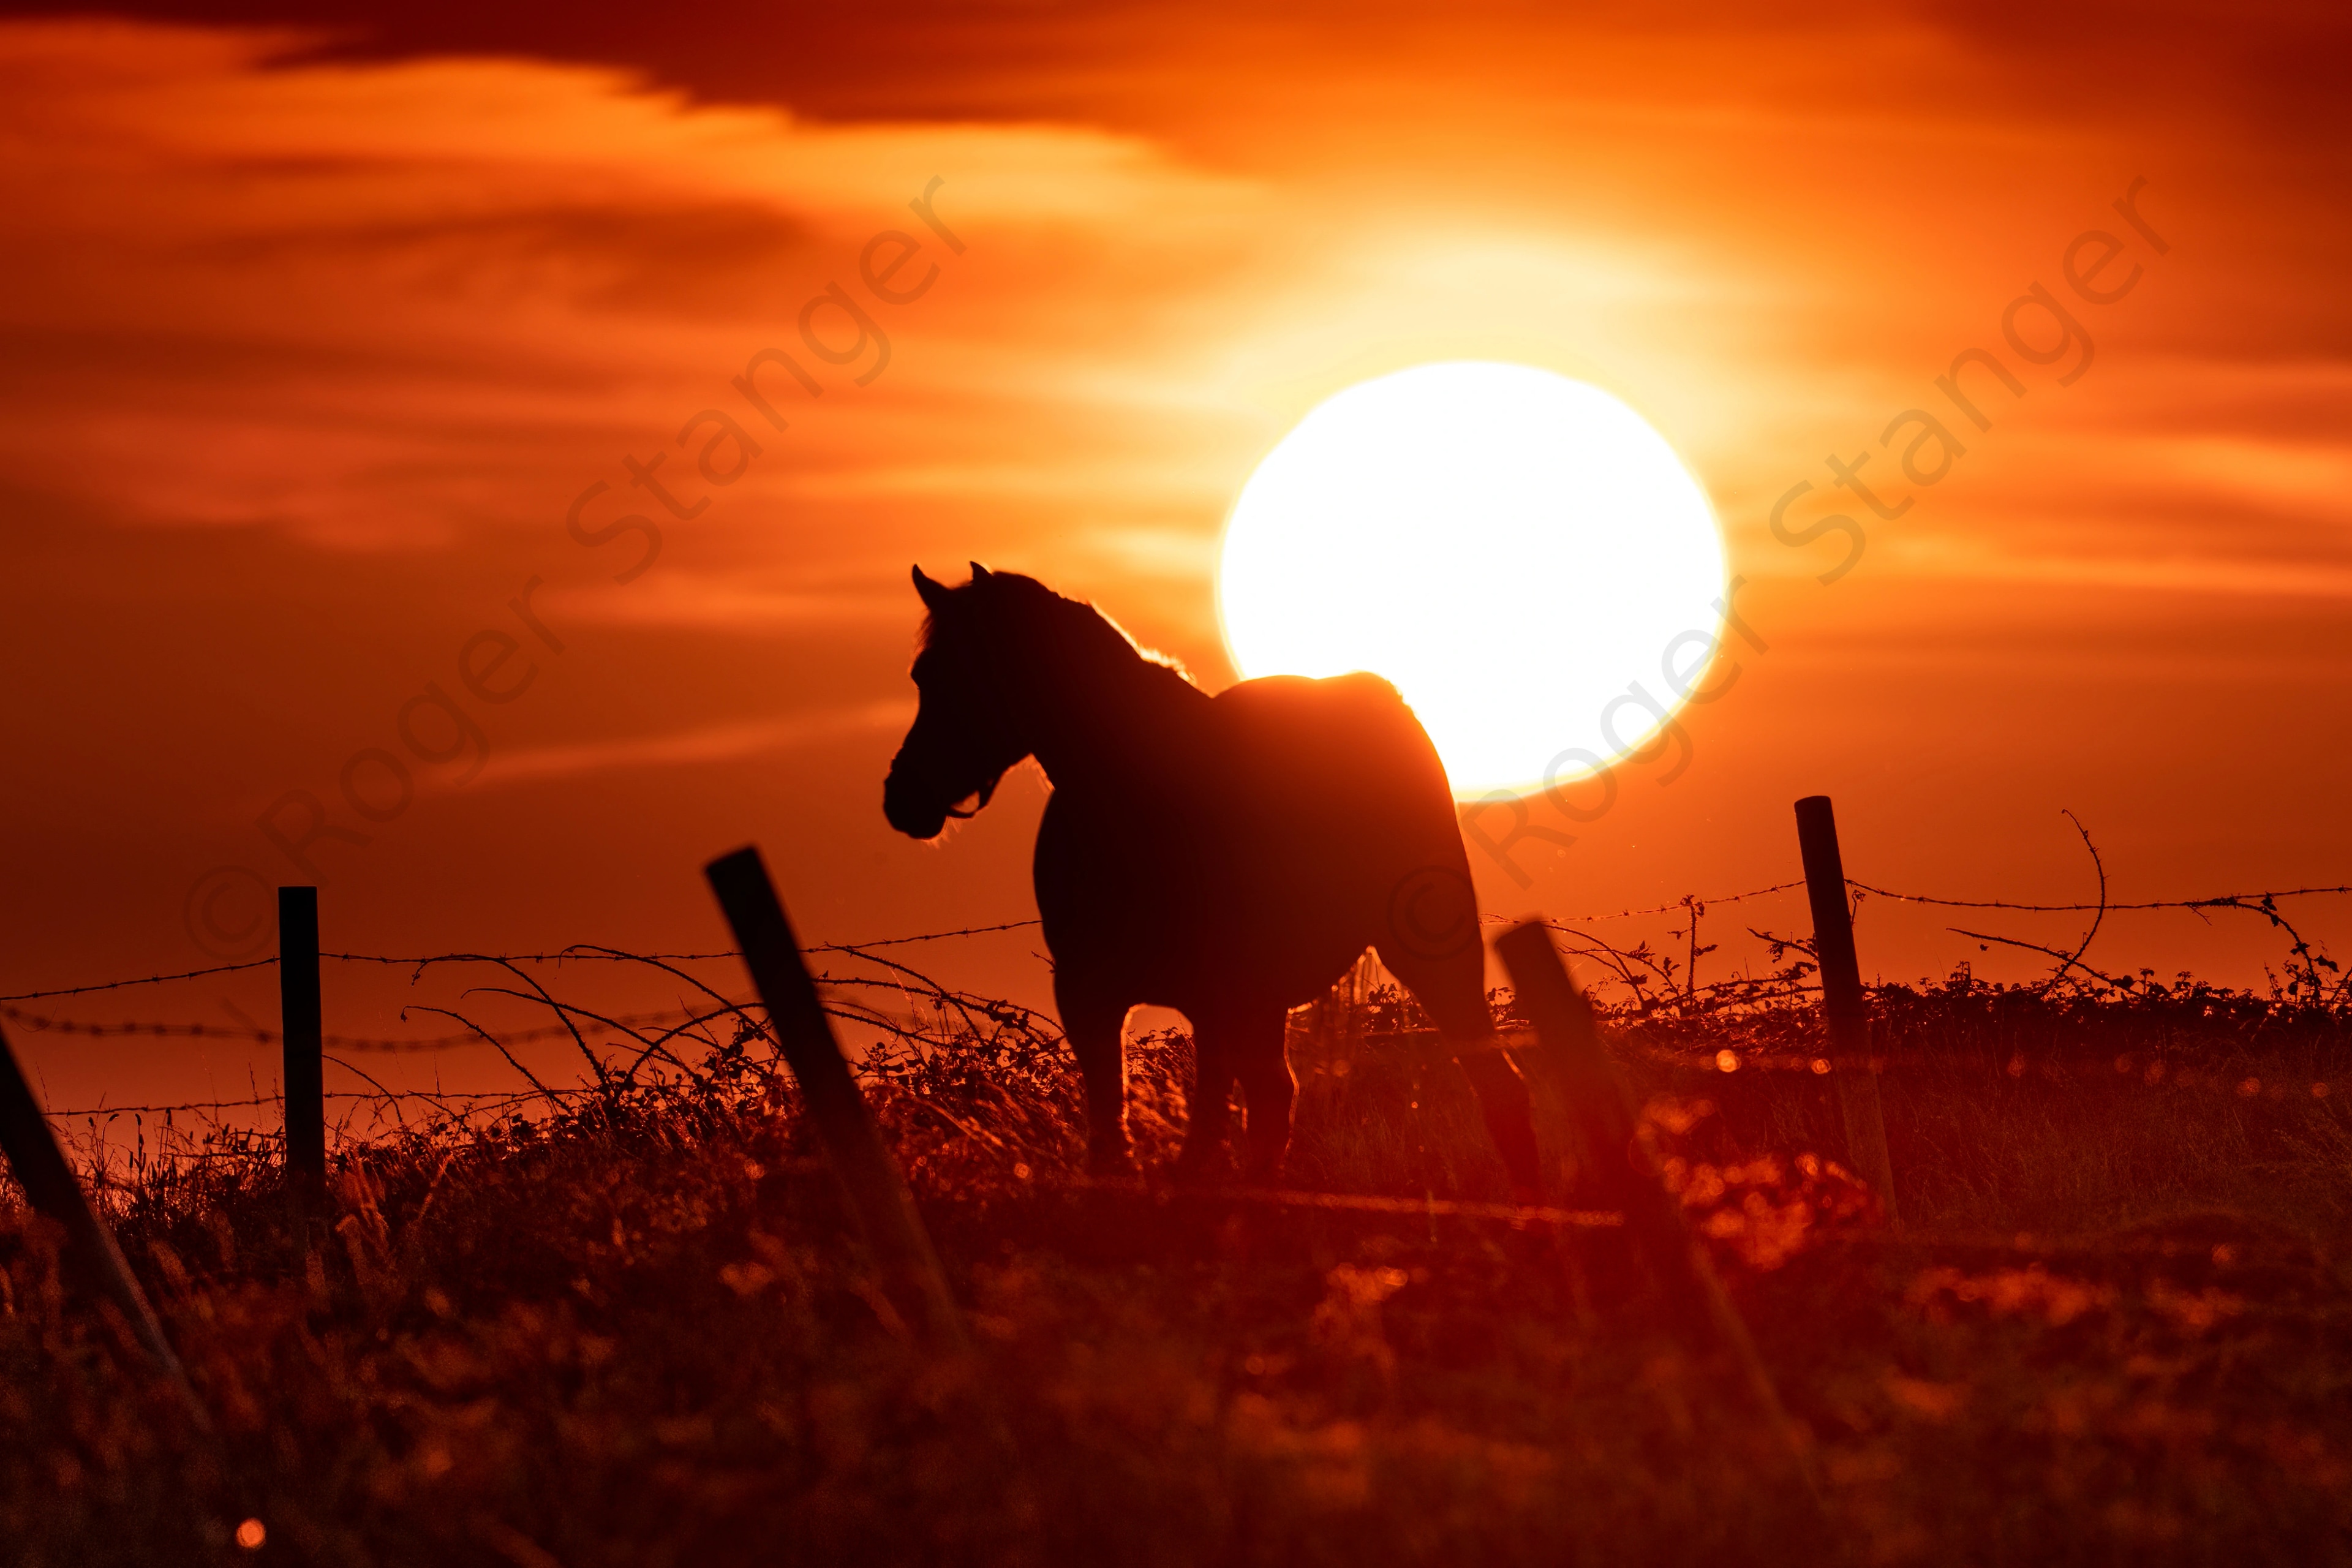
[913,565,951,611]
[969,561,992,583]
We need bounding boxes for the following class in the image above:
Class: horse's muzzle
[882,766,949,840]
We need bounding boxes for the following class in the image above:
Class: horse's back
[1204,671,1471,992]
[1035,668,1471,1014]
[1210,671,1460,845]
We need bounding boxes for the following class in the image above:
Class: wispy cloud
[478,703,911,789]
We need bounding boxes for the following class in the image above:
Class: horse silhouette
[883,564,1543,1199]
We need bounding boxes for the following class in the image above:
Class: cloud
[477,702,912,788]
[538,573,916,629]
[0,20,1250,556]
[6,10,2350,1001]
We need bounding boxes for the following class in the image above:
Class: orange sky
[2,3,2348,1112]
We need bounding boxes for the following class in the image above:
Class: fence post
[277,887,325,1209]
[1793,796,1900,1226]
[704,846,966,1351]
[0,1020,210,1429]
[1496,923,1814,1468]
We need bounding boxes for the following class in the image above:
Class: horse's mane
[920,571,1198,688]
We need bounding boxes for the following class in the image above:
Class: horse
[883,564,1544,1200]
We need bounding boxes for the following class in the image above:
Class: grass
[7,962,2352,1566]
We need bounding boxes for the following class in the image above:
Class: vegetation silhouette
[884,564,1543,1196]
[9,954,2352,1565]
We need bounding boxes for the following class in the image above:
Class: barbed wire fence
[0,870,2347,1346]
[8,843,2335,1515]
[0,918,1077,1189]
[6,876,2350,1147]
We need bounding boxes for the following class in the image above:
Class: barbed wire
[14,882,2352,1009]
[43,1085,587,1119]
[0,1000,726,1052]
[36,1007,2349,1127]
[1848,881,2352,914]
[1494,880,1807,923]
[0,959,279,1004]
[317,918,1047,970]
[4,970,1046,1060]
[10,876,2352,1129]
[29,1061,2350,1156]
[0,920,1048,1006]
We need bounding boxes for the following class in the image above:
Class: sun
[1216,361,1728,797]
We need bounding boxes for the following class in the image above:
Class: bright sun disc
[1216,362,1727,796]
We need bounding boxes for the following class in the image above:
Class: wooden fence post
[0,1020,210,1429]
[704,846,966,1351]
[1496,921,1819,1499]
[1793,796,1900,1226]
[278,887,325,1207]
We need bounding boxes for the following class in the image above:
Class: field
[7,954,2352,1567]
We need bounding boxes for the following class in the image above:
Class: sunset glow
[5,9,2351,1559]
[1216,363,1726,794]
[0,9,2343,1088]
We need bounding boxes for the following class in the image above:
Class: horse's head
[884,563,1033,840]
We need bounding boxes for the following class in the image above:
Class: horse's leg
[1056,975,1137,1178]
[1378,935,1545,1205]
[1174,1021,1239,1179]
[1226,1011,1297,1185]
